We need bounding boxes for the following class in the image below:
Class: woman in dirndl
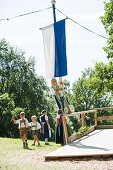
[55,109,65,145]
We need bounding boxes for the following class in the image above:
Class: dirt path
[1,146,113,170]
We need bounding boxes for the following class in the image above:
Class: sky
[0,0,109,86]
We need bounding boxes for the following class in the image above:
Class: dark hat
[42,110,46,113]
[20,112,25,115]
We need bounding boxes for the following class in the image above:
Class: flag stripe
[42,19,67,79]
[42,24,55,78]
[54,19,67,77]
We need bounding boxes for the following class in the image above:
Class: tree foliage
[0,93,16,137]
[70,68,111,129]
[0,39,55,139]
[0,39,49,113]
[89,60,113,96]
[100,0,113,58]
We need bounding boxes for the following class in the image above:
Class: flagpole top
[51,0,56,5]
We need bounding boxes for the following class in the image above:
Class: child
[40,110,50,145]
[29,115,41,146]
[12,112,29,148]
[51,78,71,114]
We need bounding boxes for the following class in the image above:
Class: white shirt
[45,114,48,121]
[16,118,28,129]
[56,115,60,119]
[51,87,56,95]
[29,122,41,130]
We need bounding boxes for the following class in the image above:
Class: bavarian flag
[41,19,67,79]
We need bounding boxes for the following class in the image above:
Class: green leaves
[100,0,113,58]
[89,60,113,96]
[0,39,50,113]
[0,39,55,138]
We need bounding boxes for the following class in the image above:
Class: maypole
[51,0,62,83]
[51,0,56,23]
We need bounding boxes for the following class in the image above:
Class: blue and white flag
[42,19,67,79]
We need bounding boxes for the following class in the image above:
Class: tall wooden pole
[62,115,68,144]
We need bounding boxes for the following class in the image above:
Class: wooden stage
[45,129,113,160]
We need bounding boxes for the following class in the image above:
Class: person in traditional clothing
[40,110,50,145]
[51,78,71,114]
[55,109,64,146]
[12,112,29,148]
[29,115,42,146]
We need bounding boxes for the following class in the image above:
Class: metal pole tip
[51,0,56,5]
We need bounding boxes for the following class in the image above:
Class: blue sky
[0,0,109,86]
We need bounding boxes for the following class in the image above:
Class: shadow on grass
[24,147,35,150]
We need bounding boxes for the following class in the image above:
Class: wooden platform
[45,129,113,160]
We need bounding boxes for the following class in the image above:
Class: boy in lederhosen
[12,112,29,148]
[29,115,41,146]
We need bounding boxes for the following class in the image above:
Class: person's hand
[86,116,90,120]
[28,128,31,132]
[11,116,14,121]
[55,126,57,132]
[48,125,50,130]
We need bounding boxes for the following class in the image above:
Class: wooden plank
[45,153,113,161]
[81,113,85,127]
[68,125,96,143]
[68,133,80,143]
[63,110,97,117]
[62,116,68,144]
[97,125,113,129]
[95,111,97,127]
[97,116,113,121]
[95,107,113,111]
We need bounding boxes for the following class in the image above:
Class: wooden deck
[45,129,113,160]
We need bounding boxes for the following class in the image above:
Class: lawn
[0,137,113,170]
[0,137,62,170]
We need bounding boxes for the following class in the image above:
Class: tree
[0,39,56,140]
[0,93,16,137]
[100,0,113,58]
[71,68,111,128]
[0,39,49,113]
[89,61,113,96]
[87,1,113,99]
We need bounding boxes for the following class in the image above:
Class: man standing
[40,110,50,145]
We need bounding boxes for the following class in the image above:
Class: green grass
[0,137,60,151]
[0,138,83,170]
[0,137,62,170]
